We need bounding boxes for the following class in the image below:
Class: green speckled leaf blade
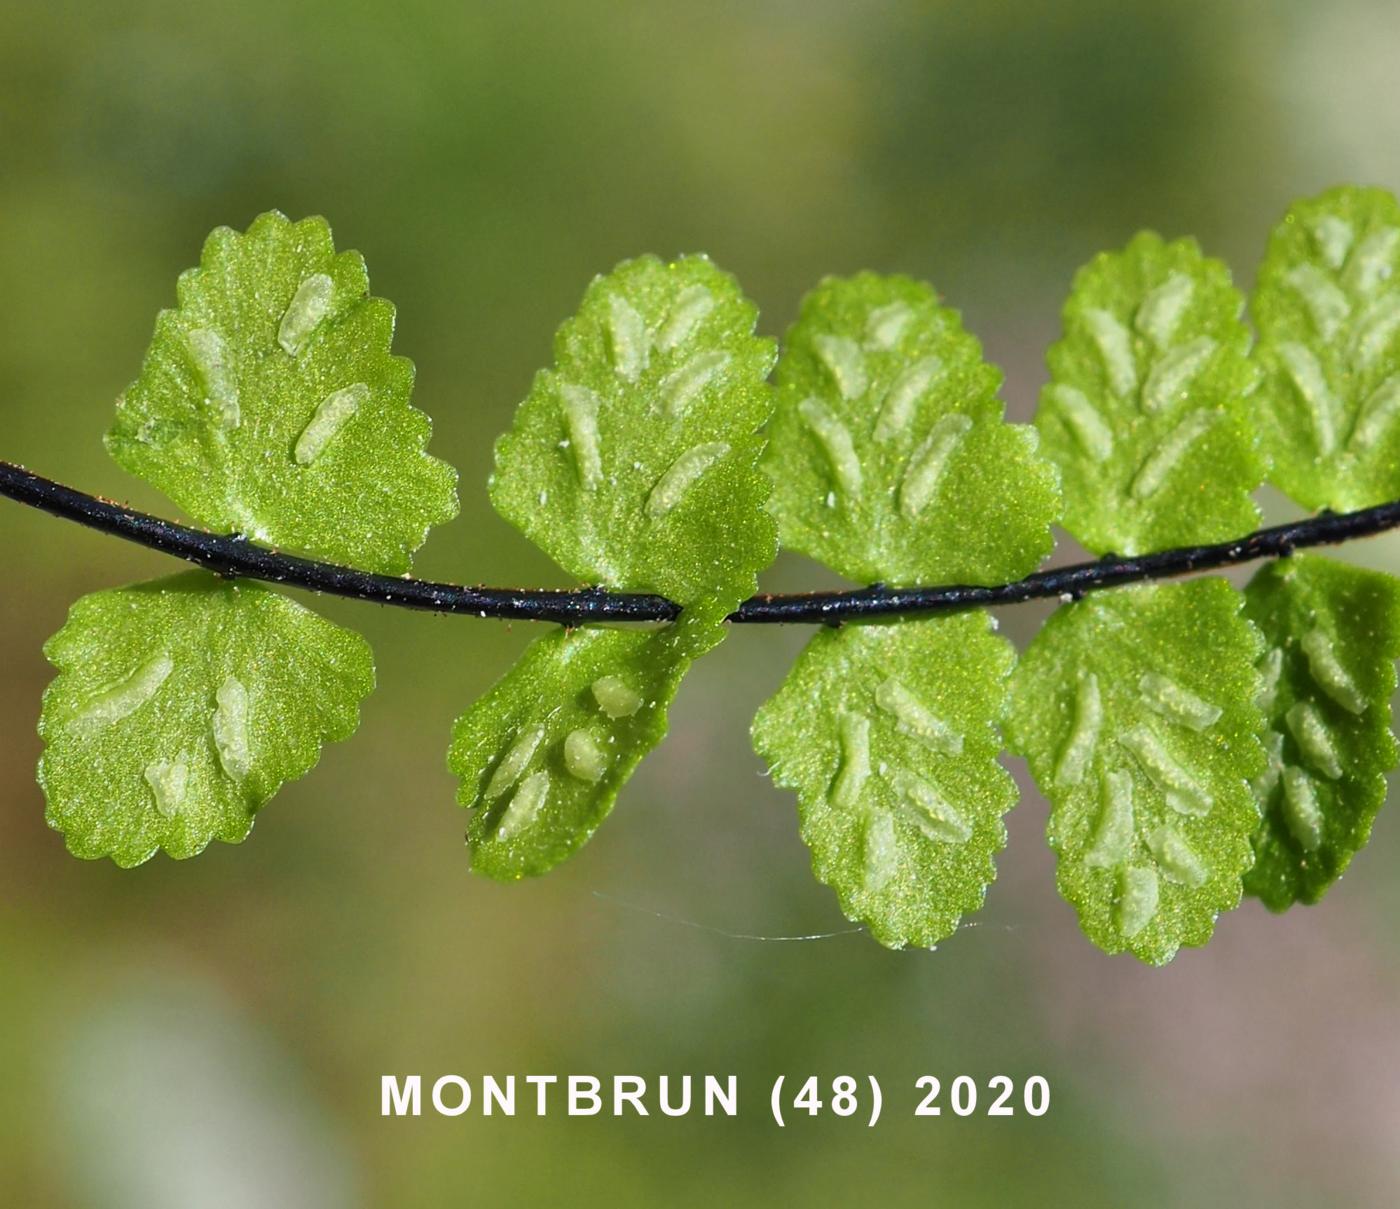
[765,273,1060,585]
[1005,579,1265,965]
[107,211,458,574]
[490,255,776,609]
[1038,232,1263,556]
[38,570,374,867]
[450,619,702,879]
[1251,186,1400,511]
[751,612,1018,949]
[1242,555,1400,909]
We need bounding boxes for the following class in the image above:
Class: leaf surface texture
[1006,579,1265,964]
[1037,232,1262,555]
[39,571,374,867]
[753,613,1017,948]
[108,211,458,574]
[1252,186,1400,511]
[765,272,1059,585]
[1242,554,1400,909]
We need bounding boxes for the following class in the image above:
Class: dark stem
[4,460,1399,626]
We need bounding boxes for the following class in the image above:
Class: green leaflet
[459,256,777,876]
[1252,186,1400,511]
[1242,555,1400,909]
[1005,579,1265,965]
[107,211,458,574]
[38,570,374,867]
[449,621,698,879]
[1038,232,1263,556]
[764,273,1060,585]
[753,272,1061,945]
[490,254,777,614]
[44,214,407,865]
[751,613,1017,949]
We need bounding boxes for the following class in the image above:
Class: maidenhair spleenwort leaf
[1037,231,1263,556]
[38,570,374,867]
[107,211,458,574]
[449,620,702,879]
[764,273,1060,585]
[1242,555,1400,910]
[1252,186,1400,511]
[489,255,777,616]
[753,272,1060,945]
[751,612,1017,949]
[455,258,776,877]
[1006,579,1265,965]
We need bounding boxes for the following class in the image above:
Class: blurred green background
[4,1,1400,1204]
